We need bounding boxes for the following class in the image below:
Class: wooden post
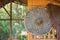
[10,0,12,40]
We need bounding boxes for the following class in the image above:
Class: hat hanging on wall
[25,7,52,35]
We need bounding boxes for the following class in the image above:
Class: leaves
[0,3,27,40]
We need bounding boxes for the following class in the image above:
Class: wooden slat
[44,34,46,40]
[27,32,32,40]
[52,27,56,39]
[48,32,50,40]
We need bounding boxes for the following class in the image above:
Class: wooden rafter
[0,1,10,16]
[3,7,10,16]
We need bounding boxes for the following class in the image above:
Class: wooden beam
[3,7,10,16]
[0,19,24,21]
[0,1,10,16]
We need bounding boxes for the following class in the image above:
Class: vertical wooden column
[10,0,12,40]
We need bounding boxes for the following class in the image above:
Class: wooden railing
[27,27,57,40]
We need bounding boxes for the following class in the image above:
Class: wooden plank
[28,0,49,10]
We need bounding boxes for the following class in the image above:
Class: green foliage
[0,3,27,40]
[0,8,10,19]
[0,21,10,39]
[18,35,26,40]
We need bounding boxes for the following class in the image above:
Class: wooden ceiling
[0,0,27,7]
[28,0,60,10]
[0,0,60,7]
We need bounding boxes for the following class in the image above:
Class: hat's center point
[35,18,43,26]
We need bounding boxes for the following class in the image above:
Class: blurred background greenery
[0,3,27,40]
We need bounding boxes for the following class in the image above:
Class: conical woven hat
[25,7,52,35]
